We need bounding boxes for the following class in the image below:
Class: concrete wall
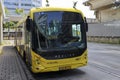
[87,37,120,44]
[97,8,120,22]
[84,0,120,22]
[87,20,120,44]
[88,0,114,10]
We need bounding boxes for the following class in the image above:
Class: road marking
[89,60,120,78]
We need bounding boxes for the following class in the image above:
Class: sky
[42,0,95,18]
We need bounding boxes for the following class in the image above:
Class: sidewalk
[0,40,35,80]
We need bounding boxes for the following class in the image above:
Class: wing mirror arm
[26,16,33,32]
[84,17,88,32]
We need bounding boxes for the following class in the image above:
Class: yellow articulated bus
[15,7,88,73]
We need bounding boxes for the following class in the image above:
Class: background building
[4,0,42,16]
[3,0,42,40]
[83,0,120,44]
[84,0,120,22]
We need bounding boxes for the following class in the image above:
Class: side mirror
[26,17,33,32]
[84,17,88,32]
[85,23,88,32]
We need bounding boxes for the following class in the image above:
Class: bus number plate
[59,66,71,70]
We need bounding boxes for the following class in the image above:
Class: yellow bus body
[15,7,88,73]
[31,50,87,73]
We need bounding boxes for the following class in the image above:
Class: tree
[15,8,24,15]
[3,21,16,28]
[4,7,9,14]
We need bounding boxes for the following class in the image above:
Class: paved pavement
[0,42,35,80]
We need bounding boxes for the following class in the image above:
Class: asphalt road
[33,42,120,80]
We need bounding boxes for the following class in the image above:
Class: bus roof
[29,7,85,19]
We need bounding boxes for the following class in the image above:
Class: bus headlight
[34,56,41,65]
[33,55,45,71]
[36,59,40,65]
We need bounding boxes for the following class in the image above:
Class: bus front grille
[40,49,85,60]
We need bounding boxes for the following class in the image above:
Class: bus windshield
[33,11,86,50]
